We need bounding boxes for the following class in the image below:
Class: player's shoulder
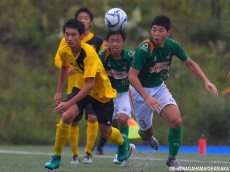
[92,34,104,42]
[81,41,97,52]
[165,38,184,52]
[123,48,135,59]
[98,48,107,56]
[98,48,110,62]
[166,37,180,46]
[137,38,153,53]
[59,44,71,54]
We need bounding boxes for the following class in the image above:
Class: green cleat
[117,135,129,162]
[44,155,61,170]
[117,135,135,167]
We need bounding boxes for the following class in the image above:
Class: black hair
[151,15,171,30]
[74,7,93,21]
[63,19,85,35]
[106,30,126,41]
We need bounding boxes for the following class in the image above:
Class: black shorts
[67,87,114,126]
[71,104,95,122]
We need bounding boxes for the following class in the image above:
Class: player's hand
[54,101,71,114]
[205,82,218,97]
[68,67,76,76]
[54,92,62,105]
[144,96,161,112]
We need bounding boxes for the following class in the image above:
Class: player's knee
[170,118,182,127]
[100,126,111,138]
[117,114,129,125]
[88,114,97,122]
[62,115,73,124]
[71,121,79,126]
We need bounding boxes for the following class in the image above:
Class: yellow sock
[68,125,80,156]
[84,121,99,154]
[54,120,70,155]
[108,127,124,146]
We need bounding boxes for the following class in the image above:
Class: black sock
[97,137,107,150]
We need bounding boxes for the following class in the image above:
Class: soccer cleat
[117,135,135,167]
[117,135,129,162]
[112,154,121,165]
[119,143,136,167]
[44,155,61,170]
[166,156,184,172]
[82,152,93,164]
[146,136,159,150]
[70,155,80,165]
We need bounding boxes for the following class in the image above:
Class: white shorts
[113,92,131,120]
[129,83,177,131]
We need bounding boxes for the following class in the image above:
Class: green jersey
[99,48,134,93]
[131,37,188,88]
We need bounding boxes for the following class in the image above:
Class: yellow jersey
[55,32,104,94]
[59,41,116,103]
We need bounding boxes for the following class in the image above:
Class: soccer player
[54,7,104,164]
[128,15,218,171]
[44,19,134,170]
[97,30,134,162]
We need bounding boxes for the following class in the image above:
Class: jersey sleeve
[59,46,72,67]
[131,43,150,71]
[54,37,67,68]
[127,50,135,62]
[173,40,188,61]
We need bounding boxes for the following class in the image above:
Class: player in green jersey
[96,30,135,162]
[128,15,218,171]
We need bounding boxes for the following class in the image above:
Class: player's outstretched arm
[184,57,218,97]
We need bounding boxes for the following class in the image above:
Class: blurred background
[0,0,229,147]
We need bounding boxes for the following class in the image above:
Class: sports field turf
[0,145,229,172]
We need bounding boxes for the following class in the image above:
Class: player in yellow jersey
[54,7,104,164]
[44,19,135,170]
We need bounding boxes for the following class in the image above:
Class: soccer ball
[104,8,128,31]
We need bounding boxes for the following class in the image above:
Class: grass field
[0,145,229,172]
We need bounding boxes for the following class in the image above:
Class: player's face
[64,28,82,48]
[107,34,124,57]
[76,12,92,31]
[151,25,170,47]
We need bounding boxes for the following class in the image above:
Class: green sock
[138,129,147,141]
[118,125,129,136]
[168,127,182,156]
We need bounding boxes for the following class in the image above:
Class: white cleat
[112,154,121,165]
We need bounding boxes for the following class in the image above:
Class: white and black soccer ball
[104,8,128,31]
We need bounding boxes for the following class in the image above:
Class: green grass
[0,145,229,172]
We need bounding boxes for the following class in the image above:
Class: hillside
[0,0,230,145]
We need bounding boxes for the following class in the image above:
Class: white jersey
[129,82,177,131]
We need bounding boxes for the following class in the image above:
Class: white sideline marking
[0,149,229,164]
